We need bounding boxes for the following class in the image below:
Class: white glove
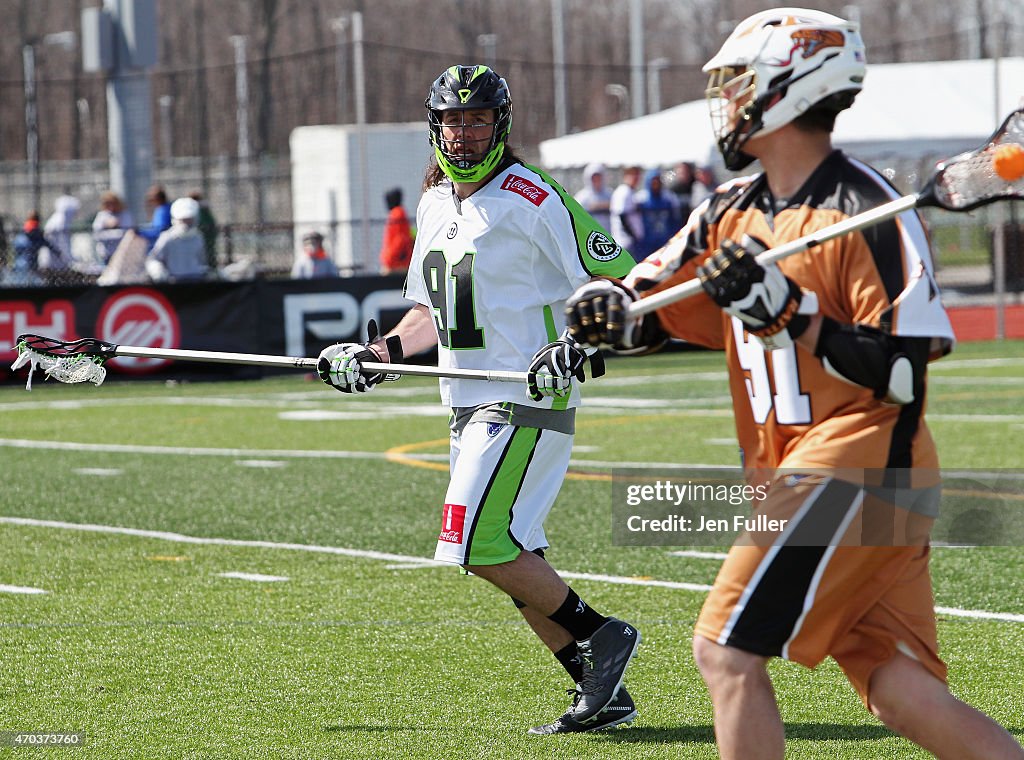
[526,338,588,401]
[697,235,816,350]
[317,343,384,393]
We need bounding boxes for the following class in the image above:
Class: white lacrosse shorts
[433,419,573,566]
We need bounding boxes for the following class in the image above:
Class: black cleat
[570,618,641,724]
[527,687,636,735]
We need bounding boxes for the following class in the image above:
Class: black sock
[547,588,608,641]
[554,642,584,684]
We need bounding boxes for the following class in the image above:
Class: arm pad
[814,317,930,405]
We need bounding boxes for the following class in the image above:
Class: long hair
[421,147,522,192]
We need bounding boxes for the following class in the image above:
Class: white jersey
[404,161,634,410]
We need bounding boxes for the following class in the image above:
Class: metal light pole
[647,57,669,114]
[22,31,77,213]
[331,16,349,123]
[605,83,630,121]
[629,0,645,117]
[477,34,497,69]
[23,43,39,212]
[552,0,568,136]
[229,35,250,164]
[158,95,174,157]
[352,12,370,271]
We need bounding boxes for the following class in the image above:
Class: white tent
[539,58,1024,170]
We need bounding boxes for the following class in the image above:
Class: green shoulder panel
[526,163,635,279]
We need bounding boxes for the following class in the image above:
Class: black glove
[526,337,588,402]
[565,278,642,349]
[697,235,811,350]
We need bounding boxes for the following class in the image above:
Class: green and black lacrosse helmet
[426,64,513,183]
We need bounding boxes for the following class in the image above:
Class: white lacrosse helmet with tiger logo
[703,7,866,170]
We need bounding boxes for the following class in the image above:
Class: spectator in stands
[574,162,612,231]
[92,191,135,264]
[610,165,644,260]
[292,231,339,279]
[42,190,80,271]
[379,187,414,276]
[689,165,718,208]
[668,160,696,220]
[188,189,220,269]
[635,168,682,258]
[10,210,54,283]
[138,185,173,249]
[0,216,8,271]
[146,197,209,282]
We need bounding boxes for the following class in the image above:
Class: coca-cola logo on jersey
[500,174,549,206]
[96,289,181,373]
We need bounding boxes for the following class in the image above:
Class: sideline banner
[0,276,412,383]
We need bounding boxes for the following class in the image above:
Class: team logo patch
[500,174,549,206]
[486,421,504,438]
[786,29,845,62]
[586,230,622,262]
[439,504,467,544]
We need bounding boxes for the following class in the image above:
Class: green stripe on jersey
[525,162,635,279]
[543,305,558,342]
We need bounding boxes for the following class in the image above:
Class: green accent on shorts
[465,426,542,565]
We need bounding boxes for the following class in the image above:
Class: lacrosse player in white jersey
[318,64,641,734]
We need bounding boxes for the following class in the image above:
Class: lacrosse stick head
[922,108,1024,212]
[11,334,117,390]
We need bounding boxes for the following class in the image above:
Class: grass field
[1,340,1023,759]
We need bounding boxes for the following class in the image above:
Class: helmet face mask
[426,65,513,183]
[703,8,866,170]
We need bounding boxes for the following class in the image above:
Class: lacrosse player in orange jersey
[565,8,1024,759]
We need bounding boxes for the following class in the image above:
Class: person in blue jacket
[635,168,681,258]
[137,185,172,249]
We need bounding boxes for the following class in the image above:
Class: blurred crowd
[0,165,703,287]
[2,183,222,287]
[574,160,717,262]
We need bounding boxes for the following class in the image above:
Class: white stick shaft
[111,345,529,383]
[626,194,920,317]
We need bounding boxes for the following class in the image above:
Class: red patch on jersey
[500,174,549,206]
[438,504,467,544]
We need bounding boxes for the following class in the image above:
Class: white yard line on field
[0,438,721,469]
[930,358,1024,370]
[668,550,730,560]
[218,572,289,582]
[1,516,1021,623]
[0,584,48,595]
[0,438,392,459]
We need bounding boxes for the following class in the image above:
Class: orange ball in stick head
[993,142,1024,182]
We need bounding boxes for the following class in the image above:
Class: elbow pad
[814,318,923,405]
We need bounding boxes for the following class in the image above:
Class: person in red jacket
[379,187,414,275]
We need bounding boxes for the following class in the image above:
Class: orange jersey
[626,151,954,475]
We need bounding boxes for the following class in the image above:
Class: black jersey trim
[725,478,862,656]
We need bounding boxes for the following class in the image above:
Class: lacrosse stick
[629,106,1024,317]
[10,334,530,390]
